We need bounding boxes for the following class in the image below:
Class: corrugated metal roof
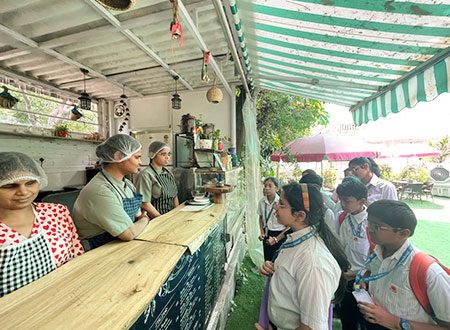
[0,0,239,100]
[230,0,450,124]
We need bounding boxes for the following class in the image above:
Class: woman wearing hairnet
[0,152,84,297]
[73,134,150,251]
[135,141,179,217]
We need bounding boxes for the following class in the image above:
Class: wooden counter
[0,240,186,330]
[0,203,228,330]
[137,203,226,254]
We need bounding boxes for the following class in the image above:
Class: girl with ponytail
[258,182,350,330]
[348,157,397,205]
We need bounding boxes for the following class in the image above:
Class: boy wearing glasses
[357,200,450,329]
[336,176,370,330]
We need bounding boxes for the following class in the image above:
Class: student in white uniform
[356,200,450,330]
[348,157,397,205]
[335,176,370,330]
[257,177,288,261]
[258,182,350,330]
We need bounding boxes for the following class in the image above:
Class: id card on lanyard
[355,244,413,286]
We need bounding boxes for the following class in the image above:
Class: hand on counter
[117,216,150,241]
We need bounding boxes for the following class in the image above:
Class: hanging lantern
[171,76,182,110]
[206,77,223,104]
[78,68,91,110]
[118,87,130,132]
[95,0,136,11]
[0,86,19,109]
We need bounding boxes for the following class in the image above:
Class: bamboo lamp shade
[95,0,136,10]
[206,85,223,104]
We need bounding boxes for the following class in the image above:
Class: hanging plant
[201,51,211,82]
[70,105,83,121]
[169,0,184,48]
[0,86,19,109]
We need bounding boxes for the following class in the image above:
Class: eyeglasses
[350,166,361,173]
[368,222,403,232]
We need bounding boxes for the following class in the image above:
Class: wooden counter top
[0,240,186,330]
[137,202,226,254]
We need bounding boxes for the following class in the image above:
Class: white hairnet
[96,134,142,163]
[148,141,169,159]
[0,152,48,188]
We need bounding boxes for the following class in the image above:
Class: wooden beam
[0,23,143,97]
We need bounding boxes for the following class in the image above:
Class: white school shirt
[366,174,398,205]
[337,208,370,271]
[367,240,450,325]
[324,208,339,237]
[268,226,341,330]
[257,195,285,232]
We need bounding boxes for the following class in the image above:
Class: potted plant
[211,129,221,150]
[54,123,70,138]
[196,126,213,149]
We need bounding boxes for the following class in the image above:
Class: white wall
[129,88,232,138]
[0,134,98,191]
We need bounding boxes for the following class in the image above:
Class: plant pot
[56,131,68,138]
[199,139,213,149]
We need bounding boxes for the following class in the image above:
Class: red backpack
[409,252,450,317]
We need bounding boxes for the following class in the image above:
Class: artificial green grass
[225,256,265,330]
[410,219,450,265]
[403,199,445,210]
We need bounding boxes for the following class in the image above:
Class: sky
[323,93,450,142]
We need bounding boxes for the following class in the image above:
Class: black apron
[85,172,143,250]
[149,165,178,215]
[0,227,56,297]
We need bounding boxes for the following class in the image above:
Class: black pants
[340,280,367,330]
[263,230,285,261]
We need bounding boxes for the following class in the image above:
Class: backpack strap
[338,211,347,225]
[409,252,435,315]
[409,252,450,317]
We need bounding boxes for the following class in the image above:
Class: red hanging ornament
[169,0,183,47]
[201,51,211,82]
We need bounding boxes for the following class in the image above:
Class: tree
[256,90,329,159]
[429,135,450,163]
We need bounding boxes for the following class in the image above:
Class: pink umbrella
[270,134,378,162]
[378,143,441,158]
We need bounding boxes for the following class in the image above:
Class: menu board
[132,222,226,330]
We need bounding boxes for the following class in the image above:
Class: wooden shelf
[0,130,104,144]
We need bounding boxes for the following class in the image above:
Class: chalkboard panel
[132,222,226,330]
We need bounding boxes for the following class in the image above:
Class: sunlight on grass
[410,220,450,265]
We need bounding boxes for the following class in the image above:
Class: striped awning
[230,0,450,125]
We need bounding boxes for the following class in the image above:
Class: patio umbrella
[378,143,441,158]
[270,134,378,162]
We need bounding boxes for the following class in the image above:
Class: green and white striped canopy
[230,0,450,125]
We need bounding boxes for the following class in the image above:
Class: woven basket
[206,86,223,104]
[95,0,136,10]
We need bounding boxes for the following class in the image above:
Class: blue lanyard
[272,226,317,262]
[355,244,413,285]
[347,215,364,238]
